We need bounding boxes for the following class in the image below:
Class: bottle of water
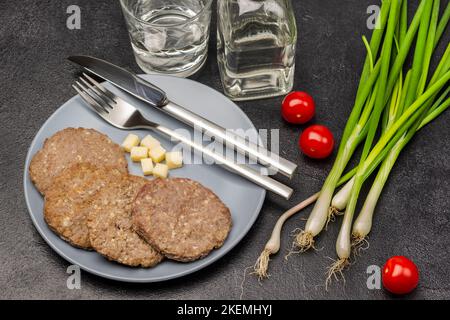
[217,0,297,101]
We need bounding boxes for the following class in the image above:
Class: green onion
[332,0,401,272]
[352,89,450,243]
[331,3,449,217]
[384,0,426,104]
[403,0,434,109]
[399,0,408,45]
[417,0,440,96]
[290,31,388,251]
[252,0,449,281]
[330,1,449,280]
[434,2,450,49]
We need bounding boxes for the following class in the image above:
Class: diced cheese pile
[121,133,183,178]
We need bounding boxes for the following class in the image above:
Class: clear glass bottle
[217,0,297,101]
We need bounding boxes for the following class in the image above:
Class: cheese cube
[165,151,183,169]
[153,163,168,178]
[140,135,160,150]
[130,146,148,162]
[140,158,154,176]
[148,146,166,163]
[121,134,140,152]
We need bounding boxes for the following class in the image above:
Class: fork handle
[163,101,298,178]
[155,125,293,200]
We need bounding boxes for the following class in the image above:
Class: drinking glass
[120,0,212,77]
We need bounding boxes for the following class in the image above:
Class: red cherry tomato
[281,91,316,124]
[299,125,334,159]
[382,256,419,295]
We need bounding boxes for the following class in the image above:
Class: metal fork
[72,73,293,199]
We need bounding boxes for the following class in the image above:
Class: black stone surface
[0,0,449,300]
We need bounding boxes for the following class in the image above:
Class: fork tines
[72,73,116,114]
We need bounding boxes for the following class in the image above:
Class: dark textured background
[0,0,449,300]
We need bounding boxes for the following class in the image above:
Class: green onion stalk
[352,89,450,246]
[351,9,450,248]
[327,0,403,278]
[332,3,449,248]
[335,3,450,211]
[252,0,448,280]
[331,1,449,218]
[253,0,400,278]
[292,0,432,252]
[291,1,392,252]
[253,0,387,278]
[329,68,450,282]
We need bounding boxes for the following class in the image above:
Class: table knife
[68,55,298,178]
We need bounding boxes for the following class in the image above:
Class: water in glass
[121,0,211,77]
[217,0,297,100]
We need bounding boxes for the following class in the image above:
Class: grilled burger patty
[44,163,125,249]
[30,128,127,194]
[132,178,232,262]
[88,175,163,267]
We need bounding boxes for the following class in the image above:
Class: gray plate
[23,74,266,283]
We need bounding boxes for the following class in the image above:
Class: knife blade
[68,55,298,178]
[68,56,167,107]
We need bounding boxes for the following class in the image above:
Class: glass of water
[120,0,212,77]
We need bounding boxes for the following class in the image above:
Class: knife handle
[162,101,298,178]
[133,75,168,107]
[156,126,293,200]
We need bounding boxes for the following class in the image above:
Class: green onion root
[325,258,350,290]
[253,193,319,279]
[293,137,359,252]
